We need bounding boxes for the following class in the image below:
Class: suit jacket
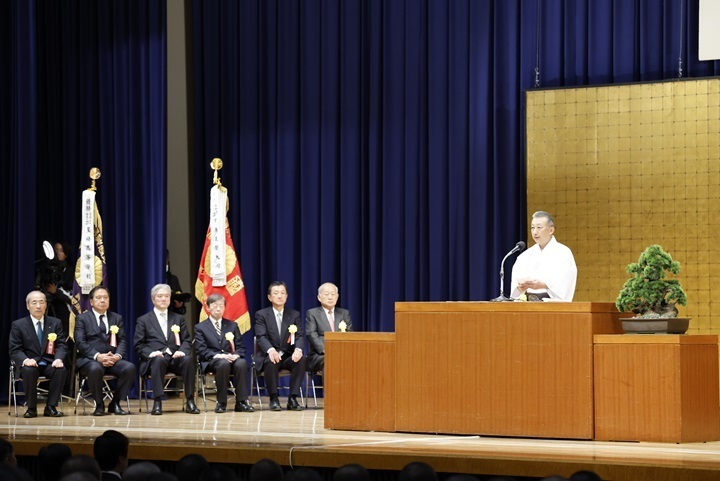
[253,307,305,368]
[305,306,352,355]
[133,310,192,376]
[74,310,128,370]
[9,315,68,371]
[194,317,246,373]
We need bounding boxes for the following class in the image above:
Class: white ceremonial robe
[510,236,578,301]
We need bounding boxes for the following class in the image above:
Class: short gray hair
[206,293,226,307]
[532,211,555,227]
[150,283,172,299]
[317,282,339,295]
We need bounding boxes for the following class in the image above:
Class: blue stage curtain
[191,0,719,333]
[0,0,166,401]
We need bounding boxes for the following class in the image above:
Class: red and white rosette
[46,333,57,355]
[287,324,297,345]
[170,325,181,346]
[225,332,235,354]
[109,325,119,348]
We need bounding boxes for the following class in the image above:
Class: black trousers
[147,354,195,398]
[206,357,249,403]
[78,359,136,404]
[19,364,67,408]
[260,354,307,397]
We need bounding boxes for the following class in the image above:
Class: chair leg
[311,376,318,409]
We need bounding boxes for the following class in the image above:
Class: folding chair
[305,369,323,409]
[138,373,186,413]
[197,359,237,412]
[249,337,302,410]
[8,360,65,417]
[74,373,132,415]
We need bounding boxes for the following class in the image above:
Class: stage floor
[4,398,720,481]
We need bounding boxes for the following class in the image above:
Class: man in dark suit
[74,285,136,416]
[254,281,307,411]
[8,290,68,418]
[195,293,254,413]
[133,283,199,415]
[305,282,353,372]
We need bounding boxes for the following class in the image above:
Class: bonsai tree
[616,244,687,318]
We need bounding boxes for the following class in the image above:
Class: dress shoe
[108,401,130,415]
[92,401,106,416]
[185,398,200,414]
[269,398,282,411]
[151,399,163,415]
[234,400,255,412]
[215,402,227,413]
[287,396,304,411]
[44,405,63,417]
[23,407,37,418]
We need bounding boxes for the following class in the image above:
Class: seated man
[194,293,254,413]
[74,285,136,416]
[133,283,199,415]
[9,290,68,418]
[305,282,353,372]
[510,210,578,301]
[254,281,307,411]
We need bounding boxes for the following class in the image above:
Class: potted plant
[615,244,689,334]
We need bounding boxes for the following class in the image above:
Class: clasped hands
[96,352,122,367]
[268,347,303,364]
[518,279,548,291]
[149,350,185,359]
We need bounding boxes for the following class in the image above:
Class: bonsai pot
[620,317,690,334]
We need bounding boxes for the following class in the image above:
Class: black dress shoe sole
[44,411,63,418]
[269,404,282,411]
[23,411,37,418]
[92,410,106,416]
[234,404,255,412]
[287,405,304,411]
[150,410,163,415]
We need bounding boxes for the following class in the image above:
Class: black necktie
[99,314,107,334]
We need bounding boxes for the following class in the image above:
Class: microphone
[490,241,526,301]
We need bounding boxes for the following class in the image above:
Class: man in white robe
[510,211,577,301]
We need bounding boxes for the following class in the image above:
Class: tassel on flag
[195,159,251,334]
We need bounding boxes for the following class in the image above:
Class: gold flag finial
[88,168,101,191]
[211,158,226,191]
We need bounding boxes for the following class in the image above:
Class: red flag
[195,221,251,333]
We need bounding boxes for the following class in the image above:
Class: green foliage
[616,244,687,318]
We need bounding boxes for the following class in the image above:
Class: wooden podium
[325,302,623,439]
[394,302,622,439]
[594,334,720,443]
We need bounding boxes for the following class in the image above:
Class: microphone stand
[490,245,523,302]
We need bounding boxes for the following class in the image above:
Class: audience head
[59,472,100,481]
[249,458,284,481]
[285,467,322,481]
[176,454,208,481]
[398,462,437,481]
[570,471,602,481]
[198,465,238,481]
[61,454,101,480]
[94,430,129,473]
[0,440,16,467]
[122,462,161,481]
[39,442,73,480]
[333,464,369,481]
[444,476,479,481]
[540,477,567,481]
[148,474,178,481]
[0,464,34,481]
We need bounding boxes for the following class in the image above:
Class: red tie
[328,310,335,332]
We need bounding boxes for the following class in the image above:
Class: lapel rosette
[109,325,120,348]
[170,324,181,346]
[287,324,298,345]
[338,320,347,332]
[225,331,235,353]
[46,332,58,355]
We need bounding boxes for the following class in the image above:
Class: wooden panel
[594,335,720,443]
[324,332,396,431]
[395,302,623,439]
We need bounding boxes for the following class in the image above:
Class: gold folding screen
[526,79,720,333]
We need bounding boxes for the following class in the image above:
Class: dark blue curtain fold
[1,0,166,401]
[191,0,719,334]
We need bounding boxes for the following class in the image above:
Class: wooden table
[594,334,720,443]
